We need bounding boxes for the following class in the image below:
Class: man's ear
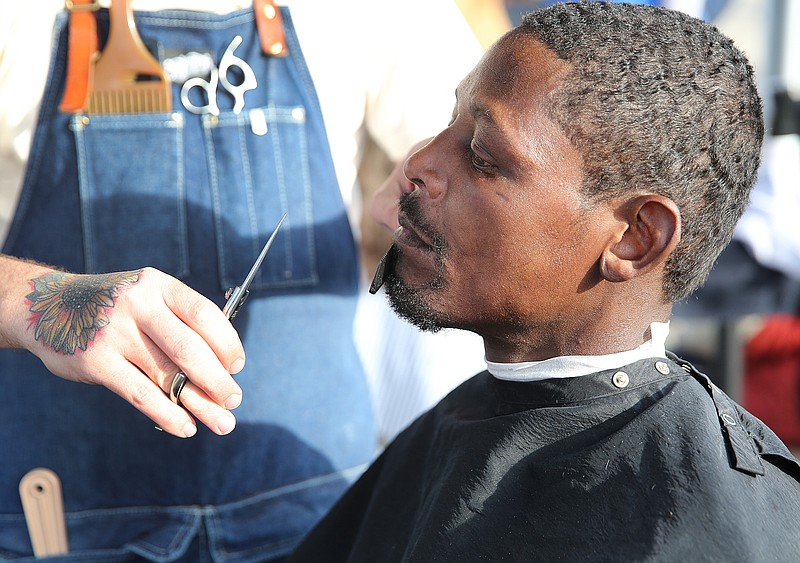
[600,195,681,283]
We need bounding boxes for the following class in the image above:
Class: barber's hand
[2,261,245,438]
[369,138,430,232]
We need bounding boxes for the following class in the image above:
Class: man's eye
[469,147,493,173]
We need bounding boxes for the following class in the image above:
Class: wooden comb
[84,0,172,114]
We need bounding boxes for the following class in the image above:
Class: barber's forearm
[0,254,55,350]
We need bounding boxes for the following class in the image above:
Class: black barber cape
[288,355,800,562]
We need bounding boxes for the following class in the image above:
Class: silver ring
[169,371,189,406]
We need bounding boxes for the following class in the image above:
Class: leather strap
[254,0,288,57]
[59,0,100,113]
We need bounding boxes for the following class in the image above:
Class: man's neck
[486,321,670,382]
[481,306,672,363]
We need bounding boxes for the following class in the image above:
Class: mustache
[368,193,447,295]
[398,192,447,253]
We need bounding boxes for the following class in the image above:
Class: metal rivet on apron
[655,361,670,375]
[263,4,277,19]
[172,112,184,124]
[269,42,285,56]
[80,116,90,126]
[612,371,629,388]
[291,107,306,122]
[209,115,219,127]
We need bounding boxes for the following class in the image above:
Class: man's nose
[404,137,445,200]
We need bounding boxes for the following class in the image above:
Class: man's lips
[396,214,434,252]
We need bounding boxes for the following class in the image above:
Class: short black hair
[520,1,764,302]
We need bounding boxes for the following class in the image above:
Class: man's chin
[383,247,447,333]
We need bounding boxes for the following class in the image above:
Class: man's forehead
[457,34,569,107]
[454,40,569,130]
[452,35,582,177]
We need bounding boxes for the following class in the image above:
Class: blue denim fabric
[0,8,376,562]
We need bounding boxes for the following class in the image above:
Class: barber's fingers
[369,140,429,232]
[166,376,237,436]
[126,331,238,437]
[140,312,243,412]
[160,272,246,374]
[369,162,407,232]
[97,355,199,438]
[133,271,245,410]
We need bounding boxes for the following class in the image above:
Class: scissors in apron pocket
[180,35,257,115]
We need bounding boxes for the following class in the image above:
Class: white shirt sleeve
[0,1,63,241]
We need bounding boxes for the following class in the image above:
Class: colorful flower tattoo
[26,270,141,355]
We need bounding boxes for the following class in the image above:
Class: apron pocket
[203,104,318,292]
[71,112,189,277]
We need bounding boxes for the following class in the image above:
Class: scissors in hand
[180,35,257,116]
[169,214,286,407]
[222,213,286,320]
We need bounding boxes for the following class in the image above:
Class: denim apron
[0,8,376,562]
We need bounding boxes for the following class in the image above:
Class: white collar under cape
[487,322,669,382]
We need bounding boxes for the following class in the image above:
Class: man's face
[384,34,618,360]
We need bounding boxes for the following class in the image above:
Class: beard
[382,194,451,333]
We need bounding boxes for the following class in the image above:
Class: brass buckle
[64,0,101,12]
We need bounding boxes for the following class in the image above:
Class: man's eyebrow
[469,101,494,123]
[454,84,495,122]
[470,101,506,143]
[454,85,507,143]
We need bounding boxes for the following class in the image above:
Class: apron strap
[59,0,100,113]
[254,0,288,57]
